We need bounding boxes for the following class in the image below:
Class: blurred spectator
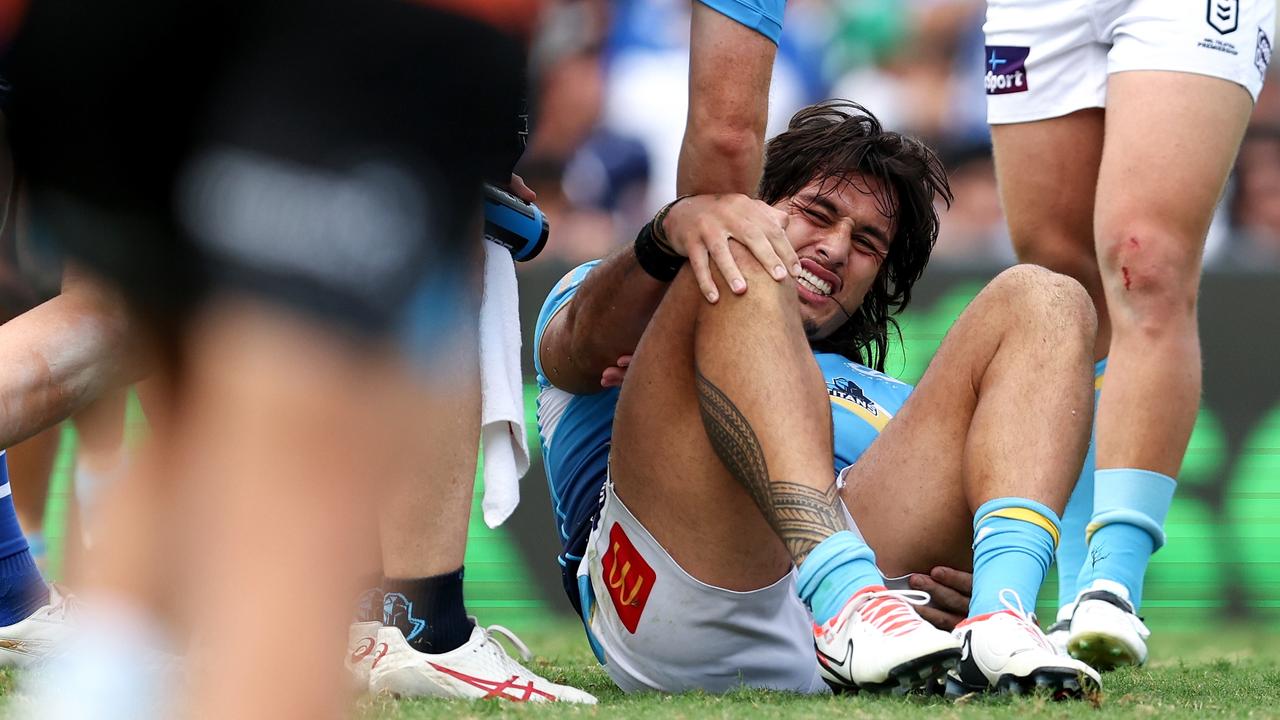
[829,0,987,145]
[932,140,1012,265]
[1226,125,1280,266]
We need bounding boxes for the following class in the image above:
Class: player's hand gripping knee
[661,194,800,303]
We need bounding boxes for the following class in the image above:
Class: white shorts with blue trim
[576,481,829,694]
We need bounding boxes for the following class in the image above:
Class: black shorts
[4,0,526,352]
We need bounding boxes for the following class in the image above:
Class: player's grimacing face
[773,174,895,341]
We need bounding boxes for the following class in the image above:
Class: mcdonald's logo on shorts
[601,522,656,634]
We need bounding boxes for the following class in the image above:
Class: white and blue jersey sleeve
[815,353,914,474]
[696,0,785,44]
[533,261,620,586]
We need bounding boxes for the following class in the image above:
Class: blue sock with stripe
[970,498,1060,616]
[1075,468,1175,609]
[1056,358,1106,609]
[797,531,883,624]
[0,451,49,626]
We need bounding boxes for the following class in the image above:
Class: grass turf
[352,621,1280,719]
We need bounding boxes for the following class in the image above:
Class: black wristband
[634,221,685,282]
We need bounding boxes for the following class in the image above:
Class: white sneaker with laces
[813,585,962,694]
[946,589,1100,699]
[1067,579,1150,669]
[0,584,77,668]
[367,620,597,703]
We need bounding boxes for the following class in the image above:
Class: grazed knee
[1098,224,1200,333]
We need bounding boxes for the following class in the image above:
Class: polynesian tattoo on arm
[695,367,845,564]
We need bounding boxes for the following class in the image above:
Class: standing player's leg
[359,300,595,703]
[7,429,59,565]
[1069,70,1254,668]
[839,264,1101,696]
[0,450,58,662]
[990,110,1105,639]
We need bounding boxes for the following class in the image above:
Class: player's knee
[991,264,1098,342]
[724,241,799,308]
[1098,223,1200,331]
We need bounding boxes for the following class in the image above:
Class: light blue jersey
[534,262,913,610]
[695,0,786,44]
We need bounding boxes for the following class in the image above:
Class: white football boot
[1067,579,1150,670]
[368,620,597,703]
[345,621,382,692]
[813,585,962,694]
[0,584,77,668]
[1045,602,1075,657]
[946,589,1100,700]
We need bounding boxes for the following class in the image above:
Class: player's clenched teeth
[797,269,832,296]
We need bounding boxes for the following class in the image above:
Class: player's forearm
[543,244,669,395]
[0,287,138,448]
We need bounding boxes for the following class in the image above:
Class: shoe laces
[44,584,79,622]
[467,616,536,671]
[996,588,1054,650]
[853,589,930,636]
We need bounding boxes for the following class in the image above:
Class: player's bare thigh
[610,268,792,592]
[990,110,1108,354]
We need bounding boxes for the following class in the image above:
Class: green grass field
[347,622,1280,719]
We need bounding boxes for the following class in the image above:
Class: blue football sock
[796,531,883,625]
[970,498,1060,617]
[1075,467,1175,609]
[0,451,49,626]
[1056,358,1107,609]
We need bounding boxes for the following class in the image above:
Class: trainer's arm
[677,2,777,196]
[0,267,142,448]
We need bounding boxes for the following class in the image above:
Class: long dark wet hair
[758,100,952,371]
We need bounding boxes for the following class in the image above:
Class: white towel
[478,241,530,528]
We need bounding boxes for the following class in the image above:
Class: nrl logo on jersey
[828,377,879,416]
[1208,0,1239,35]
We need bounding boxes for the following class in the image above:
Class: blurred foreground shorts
[3,0,528,359]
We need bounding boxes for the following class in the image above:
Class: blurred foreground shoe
[367,619,597,703]
[0,584,76,668]
[13,596,180,720]
[1067,579,1149,670]
[947,589,1100,700]
[813,585,962,694]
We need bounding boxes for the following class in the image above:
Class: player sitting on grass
[534,101,1102,698]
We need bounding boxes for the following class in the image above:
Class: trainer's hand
[508,173,537,203]
[908,566,973,631]
[661,194,799,303]
[600,355,632,388]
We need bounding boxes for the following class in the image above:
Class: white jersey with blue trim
[533,261,914,589]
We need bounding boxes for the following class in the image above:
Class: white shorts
[985,0,1275,123]
[577,481,829,694]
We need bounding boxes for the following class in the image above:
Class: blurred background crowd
[516,0,1280,270]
